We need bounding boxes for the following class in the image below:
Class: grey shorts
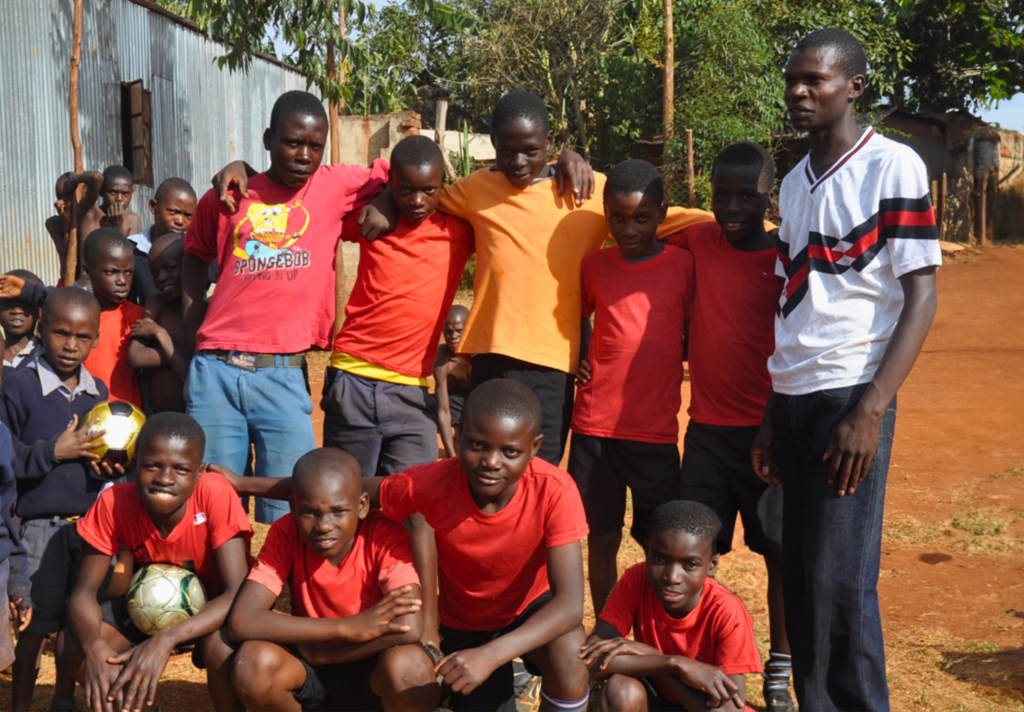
[0,559,14,668]
[20,518,83,636]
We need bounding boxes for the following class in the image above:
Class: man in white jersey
[751,29,941,712]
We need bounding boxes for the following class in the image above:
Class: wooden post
[686,128,695,208]
[662,0,674,158]
[936,172,946,240]
[333,5,349,338]
[974,172,988,246]
[326,39,340,165]
[65,0,84,286]
[434,96,459,182]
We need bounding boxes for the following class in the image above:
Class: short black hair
[138,412,206,455]
[269,90,328,136]
[154,177,197,204]
[491,91,551,139]
[41,287,100,324]
[712,141,775,191]
[793,28,868,79]
[604,159,665,205]
[648,500,722,552]
[84,228,133,269]
[390,135,445,176]
[292,447,362,497]
[462,378,543,434]
[5,269,41,284]
[102,165,134,185]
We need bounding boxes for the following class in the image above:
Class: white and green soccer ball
[126,563,207,636]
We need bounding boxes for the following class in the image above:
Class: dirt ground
[4,246,1023,711]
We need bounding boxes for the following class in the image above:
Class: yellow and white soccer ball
[126,563,207,636]
[84,400,146,467]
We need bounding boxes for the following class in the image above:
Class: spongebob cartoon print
[231,199,313,281]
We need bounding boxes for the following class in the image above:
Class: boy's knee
[374,644,435,689]
[231,641,281,694]
[600,675,647,712]
[535,628,590,697]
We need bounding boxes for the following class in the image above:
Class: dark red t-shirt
[600,564,763,705]
[184,163,388,354]
[571,246,694,443]
[666,225,782,426]
[379,457,589,632]
[76,472,253,597]
[331,210,474,377]
[247,509,420,619]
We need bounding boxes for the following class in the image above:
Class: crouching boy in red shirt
[226,447,440,712]
[62,412,253,712]
[581,500,762,712]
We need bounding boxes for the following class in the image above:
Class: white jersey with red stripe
[769,129,942,396]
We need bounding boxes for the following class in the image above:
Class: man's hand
[575,359,592,387]
[673,657,744,710]
[824,403,881,497]
[106,636,176,712]
[0,274,26,299]
[578,636,655,671]
[54,415,105,462]
[436,646,502,696]
[554,152,596,207]
[83,642,124,712]
[210,161,254,212]
[8,596,32,632]
[751,420,779,485]
[342,585,421,642]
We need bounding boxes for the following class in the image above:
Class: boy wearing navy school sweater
[0,420,30,675]
[1,288,115,712]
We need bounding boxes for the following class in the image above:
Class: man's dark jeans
[772,384,897,712]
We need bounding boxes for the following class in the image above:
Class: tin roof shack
[0,0,307,284]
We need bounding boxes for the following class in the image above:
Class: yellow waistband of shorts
[329,352,429,387]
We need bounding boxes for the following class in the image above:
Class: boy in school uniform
[129,233,192,413]
[0,288,113,711]
[667,142,793,711]
[127,177,197,305]
[2,270,44,377]
[226,447,439,712]
[0,420,30,676]
[568,160,694,616]
[227,378,593,712]
[433,304,472,459]
[45,171,104,287]
[753,29,940,711]
[181,90,388,524]
[580,500,762,712]
[62,412,252,712]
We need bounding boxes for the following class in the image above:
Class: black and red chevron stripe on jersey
[777,195,935,317]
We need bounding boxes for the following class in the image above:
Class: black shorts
[100,594,206,667]
[472,354,574,466]
[293,653,383,712]
[567,434,680,544]
[439,592,550,712]
[678,421,783,559]
[448,391,467,425]
[638,676,688,712]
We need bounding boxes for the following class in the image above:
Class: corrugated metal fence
[0,0,307,283]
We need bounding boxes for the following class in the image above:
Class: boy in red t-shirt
[581,500,762,712]
[227,379,593,712]
[666,143,792,711]
[62,412,253,712]
[225,447,439,712]
[569,160,694,616]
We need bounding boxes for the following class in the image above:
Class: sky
[977,93,1024,133]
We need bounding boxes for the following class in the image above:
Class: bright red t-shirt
[247,510,419,618]
[600,565,763,704]
[184,163,388,354]
[379,457,589,632]
[76,471,253,597]
[571,246,694,443]
[666,225,782,426]
[83,301,143,408]
[331,210,474,377]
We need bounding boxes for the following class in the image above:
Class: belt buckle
[226,351,259,372]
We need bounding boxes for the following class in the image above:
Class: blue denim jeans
[771,384,896,712]
[186,352,315,523]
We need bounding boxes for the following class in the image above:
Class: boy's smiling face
[87,244,135,305]
[458,411,543,510]
[391,162,443,224]
[40,303,99,380]
[135,434,203,521]
[292,472,369,566]
[646,528,719,619]
[493,117,553,190]
[784,46,864,134]
[150,189,197,235]
[604,191,667,259]
[711,164,771,246]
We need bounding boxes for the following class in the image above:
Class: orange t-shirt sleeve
[372,517,421,595]
[438,177,472,220]
[202,473,254,550]
[712,598,764,675]
[246,518,292,596]
[597,565,641,637]
[75,487,120,557]
[544,476,589,548]
[657,207,716,238]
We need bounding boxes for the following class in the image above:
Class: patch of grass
[950,509,1005,537]
[883,515,947,546]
